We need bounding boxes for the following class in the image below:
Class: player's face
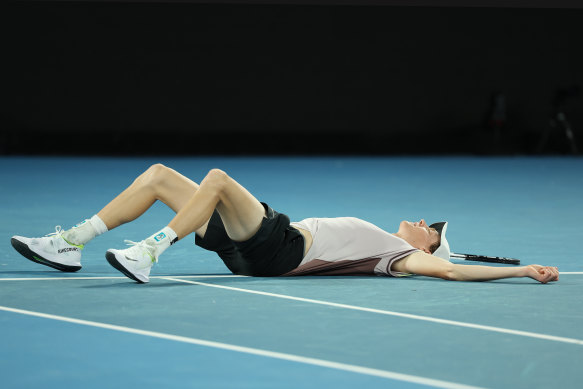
[397,219,439,253]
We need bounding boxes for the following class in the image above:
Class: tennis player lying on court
[11,164,559,284]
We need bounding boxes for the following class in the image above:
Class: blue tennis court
[1,156,582,388]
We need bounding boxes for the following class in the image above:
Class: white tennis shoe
[105,239,157,283]
[11,226,83,272]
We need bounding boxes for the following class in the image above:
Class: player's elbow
[440,263,459,281]
[402,253,459,281]
[415,263,458,281]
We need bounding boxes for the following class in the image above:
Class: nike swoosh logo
[125,255,138,262]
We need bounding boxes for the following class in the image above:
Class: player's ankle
[63,214,108,246]
[146,226,178,258]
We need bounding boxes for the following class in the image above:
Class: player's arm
[391,251,559,283]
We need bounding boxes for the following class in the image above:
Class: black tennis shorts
[194,203,304,277]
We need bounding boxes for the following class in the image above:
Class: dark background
[3,1,582,155]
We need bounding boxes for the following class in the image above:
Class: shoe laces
[124,239,157,263]
[46,226,64,237]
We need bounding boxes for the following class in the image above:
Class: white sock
[89,214,108,235]
[63,215,108,246]
[145,226,178,259]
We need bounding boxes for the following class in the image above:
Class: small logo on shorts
[154,232,166,242]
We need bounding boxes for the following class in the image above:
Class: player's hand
[523,265,559,284]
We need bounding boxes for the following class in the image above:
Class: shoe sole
[11,238,82,272]
[105,251,145,283]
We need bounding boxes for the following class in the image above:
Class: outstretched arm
[392,252,559,283]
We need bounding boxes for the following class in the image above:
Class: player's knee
[138,163,170,189]
[207,168,228,180]
[148,163,168,174]
[203,169,229,193]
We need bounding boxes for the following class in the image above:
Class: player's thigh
[215,173,266,242]
[154,167,199,211]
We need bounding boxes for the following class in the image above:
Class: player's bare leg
[168,169,266,241]
[97,163,210,237]
[105,168,266,283]
[11,163,210,272]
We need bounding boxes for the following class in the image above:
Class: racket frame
[450,252,521,265]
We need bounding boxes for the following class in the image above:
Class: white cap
[429,222,451,260]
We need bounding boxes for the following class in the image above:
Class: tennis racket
[450,253,520,265]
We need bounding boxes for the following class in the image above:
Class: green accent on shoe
[33,255,46,263]
[62,236,84,250]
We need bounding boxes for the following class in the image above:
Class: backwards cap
[429,222,451,261]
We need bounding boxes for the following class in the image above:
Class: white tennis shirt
[283,217,418,277]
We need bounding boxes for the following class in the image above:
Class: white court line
[162,277,583,346]
[0,275,245,281]
[1,274,581,345]
[0,305,483,389]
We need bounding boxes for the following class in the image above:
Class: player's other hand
[524,265,559,283]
